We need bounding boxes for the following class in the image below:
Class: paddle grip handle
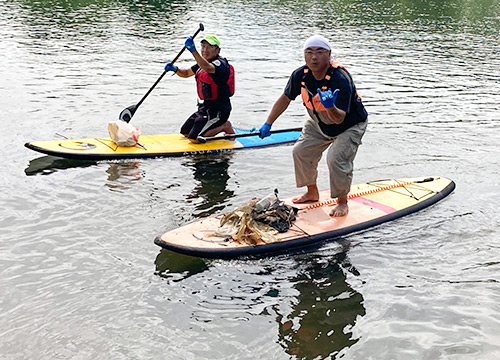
[170,23,204,65]
[135,23,204,110]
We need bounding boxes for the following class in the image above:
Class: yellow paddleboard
[25,129,301,160]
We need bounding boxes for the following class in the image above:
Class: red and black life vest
[196,60,235,101]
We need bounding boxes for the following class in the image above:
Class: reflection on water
[24,155,97,176]
[275,248,365,359]
[13,0,193,45]
[105,161,144,190]
[154,248,209,282]
[6,0,500,358]
[182,154,235,218]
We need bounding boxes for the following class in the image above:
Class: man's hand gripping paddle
[119,23,204,123]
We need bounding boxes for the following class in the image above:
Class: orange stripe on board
[302,181,414,210]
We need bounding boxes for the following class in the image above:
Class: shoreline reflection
[182,153,235,218]
[275,246,366,359]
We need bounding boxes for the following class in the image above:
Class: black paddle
[196,127,303,143]
[119,23,205,123]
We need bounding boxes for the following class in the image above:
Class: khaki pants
[292,118,367,198]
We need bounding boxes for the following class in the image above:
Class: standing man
[258,35,368,217]
[165,34,235,143]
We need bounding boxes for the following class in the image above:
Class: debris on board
[210,190,297,245]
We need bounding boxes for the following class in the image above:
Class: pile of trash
[213,189,297,245]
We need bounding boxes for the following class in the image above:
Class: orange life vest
[300,61,356,113]
[196,62,235,101]
[300,61,367,137]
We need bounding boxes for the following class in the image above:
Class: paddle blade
[119,105,137,123]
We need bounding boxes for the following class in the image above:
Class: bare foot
[222,121,236,140]
[292,192,319,204]
[329,200,348,217]
[292,185,319,204]
[203,121,235,138]
[222,121,235,135]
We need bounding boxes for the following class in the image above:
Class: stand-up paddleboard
[25,128,301,160]
[154,176,455,258]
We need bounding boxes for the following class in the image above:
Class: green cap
[201,34,220,47]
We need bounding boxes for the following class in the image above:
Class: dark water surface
[1,0,500,359]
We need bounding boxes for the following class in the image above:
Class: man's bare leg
[292,184,320,204]
[203,121,235,137]
[330,196,348,217]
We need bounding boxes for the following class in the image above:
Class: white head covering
[303,35,331,51]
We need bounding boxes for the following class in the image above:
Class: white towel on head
[303,35,331,50]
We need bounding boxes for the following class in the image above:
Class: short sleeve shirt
[284,64,367,136]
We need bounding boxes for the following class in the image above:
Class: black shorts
[180,104,231,140]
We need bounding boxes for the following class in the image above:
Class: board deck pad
[25,128,301,160]
[154,176,455,258]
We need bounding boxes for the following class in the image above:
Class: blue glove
[317,88,339,108]
[185,36,196,53]
[259,123,272,139]
[164,62,178,73]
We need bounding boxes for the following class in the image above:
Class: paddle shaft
[135,25,203,109]
[197,127,303,143]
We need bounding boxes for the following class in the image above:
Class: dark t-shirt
[284,64,367,137]
[192,55,232,111]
